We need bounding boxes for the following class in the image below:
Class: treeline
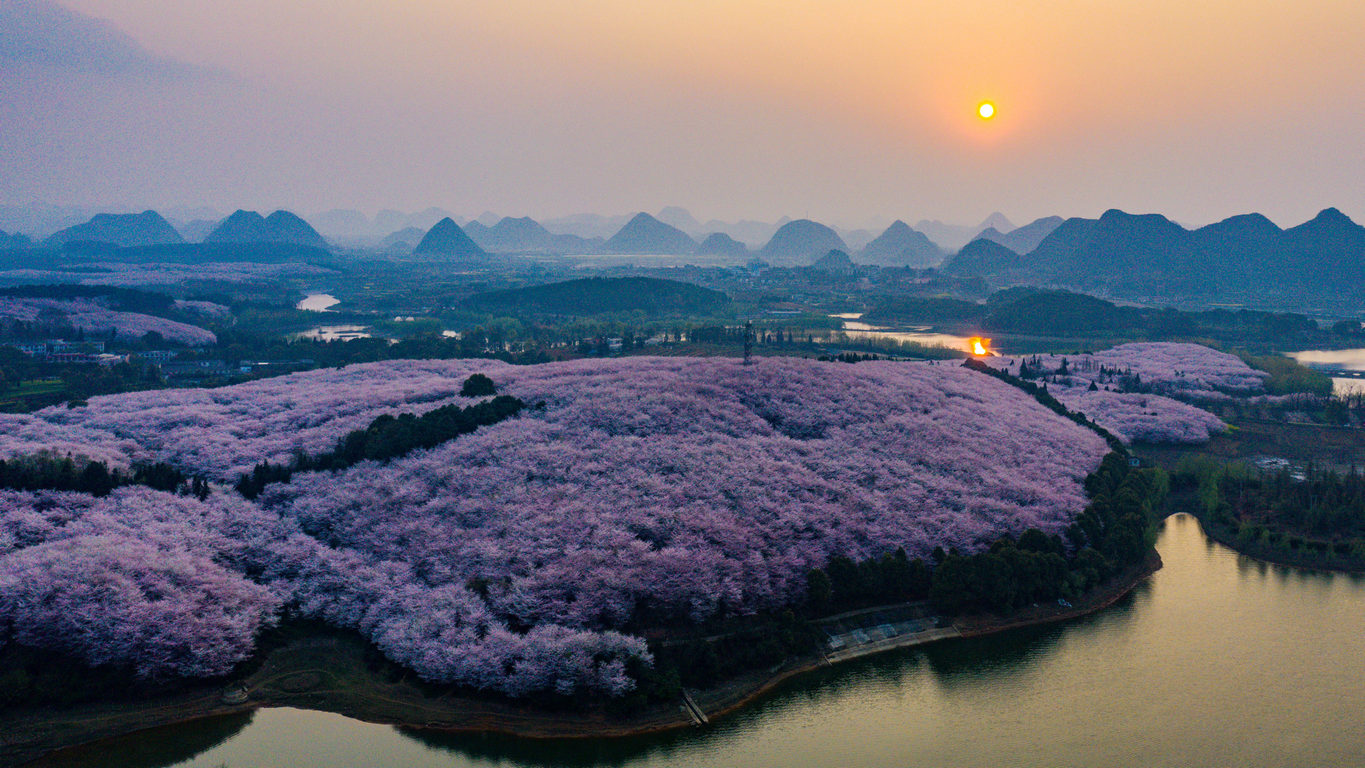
[0,349,165,412]
[961,357,1127,452]
[0,284,177,316]
[930,453,1162,612]
[865,287,1348,352]
[636,452,1164,702]
[802,453,1162,615]
[0,453,209,499]
[1179,458,1365,568]
[461,277,729,317]
[634,610,819,703]
[236,376,525,499]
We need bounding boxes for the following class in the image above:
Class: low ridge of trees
[804,452,1162,616]
[236,374,526,499]
[1179,457,1365,569]
[0,453,208,499]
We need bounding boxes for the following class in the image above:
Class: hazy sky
[2,0,1363,228]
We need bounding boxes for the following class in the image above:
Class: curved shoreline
[1189,513,1365,575]
[10,552,1162,767]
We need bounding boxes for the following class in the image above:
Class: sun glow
[978,102,995,120]
[970,337,991,356]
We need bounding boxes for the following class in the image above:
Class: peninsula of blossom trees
[0,296,217,345]
[984,343,1266,443]
[0,355,1135,696]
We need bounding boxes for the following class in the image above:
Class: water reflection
[25,513,1365,768]
[296,293,340,312]
[295,325,372,341]
[31,711,254,768]
[824,314,983,354]
[1285,348,1365,395]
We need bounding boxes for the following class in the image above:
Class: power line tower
[743,320,755,366]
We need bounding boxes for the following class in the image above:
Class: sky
[1,0,1363,229]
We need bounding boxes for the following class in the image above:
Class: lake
[1286,348,1365,395]
[827,314,987,354]
[294,325,372,342]
[296,293,340,312]
[33,513,1365,768]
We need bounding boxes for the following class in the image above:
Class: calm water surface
[1286,348,1365,395]
[827,314,982,354]
[294,325,372,342]
[37,514,1365,768]
[296,293,340,312]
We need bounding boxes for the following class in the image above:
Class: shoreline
[1189,512,1365,575]
[9,553,1162,767]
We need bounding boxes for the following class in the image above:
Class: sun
[978,102,995,120]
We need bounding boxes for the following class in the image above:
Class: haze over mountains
[44,211,184,248]
[946,207,1365,306]
[413,217,487,259]
[205,210,328,248]
[5,200,1363,307]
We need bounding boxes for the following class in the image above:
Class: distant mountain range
[205,210,328,248]
[463,216,602,254]
[45,211,184,248]
[975,216,1064,254]
[944,208,1365,306]
[0,229,33,249]
[915,213,1015,251]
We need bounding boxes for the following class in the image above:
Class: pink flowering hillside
[0,296,217,345]
[2,356,1114,695]
[985,342,1260,443]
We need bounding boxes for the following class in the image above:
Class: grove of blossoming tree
[984,343,1263,443]
[0,352,1217,695]
[0,297,217,345]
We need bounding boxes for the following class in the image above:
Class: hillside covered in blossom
[3,356,1136,696]
[0,296,216,345]
[985,343,1264,444]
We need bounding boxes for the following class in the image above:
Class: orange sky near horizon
[9,0,1365,226]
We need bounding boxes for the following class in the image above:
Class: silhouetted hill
[858,220,942,267]
[696,232,748,257]
[463,216,592,253]
[463,277,727,316]
[603,213,696,254]
[976,216,1064,254]
[0,229,34,249]
[983,208,1365,306]
[656,206,702,235]
[264,211,328,249]
[1020,209,1197,290]
[381,227,425,250]
[204,210,271,243]
[916,213,1014,251]
[413,218,487,258]
[541,213,632,240]
[810,249,856,275]
[760,219,847,265]
[942,238,1026,276]
[204,210,327,248]
[45,211,183,248]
